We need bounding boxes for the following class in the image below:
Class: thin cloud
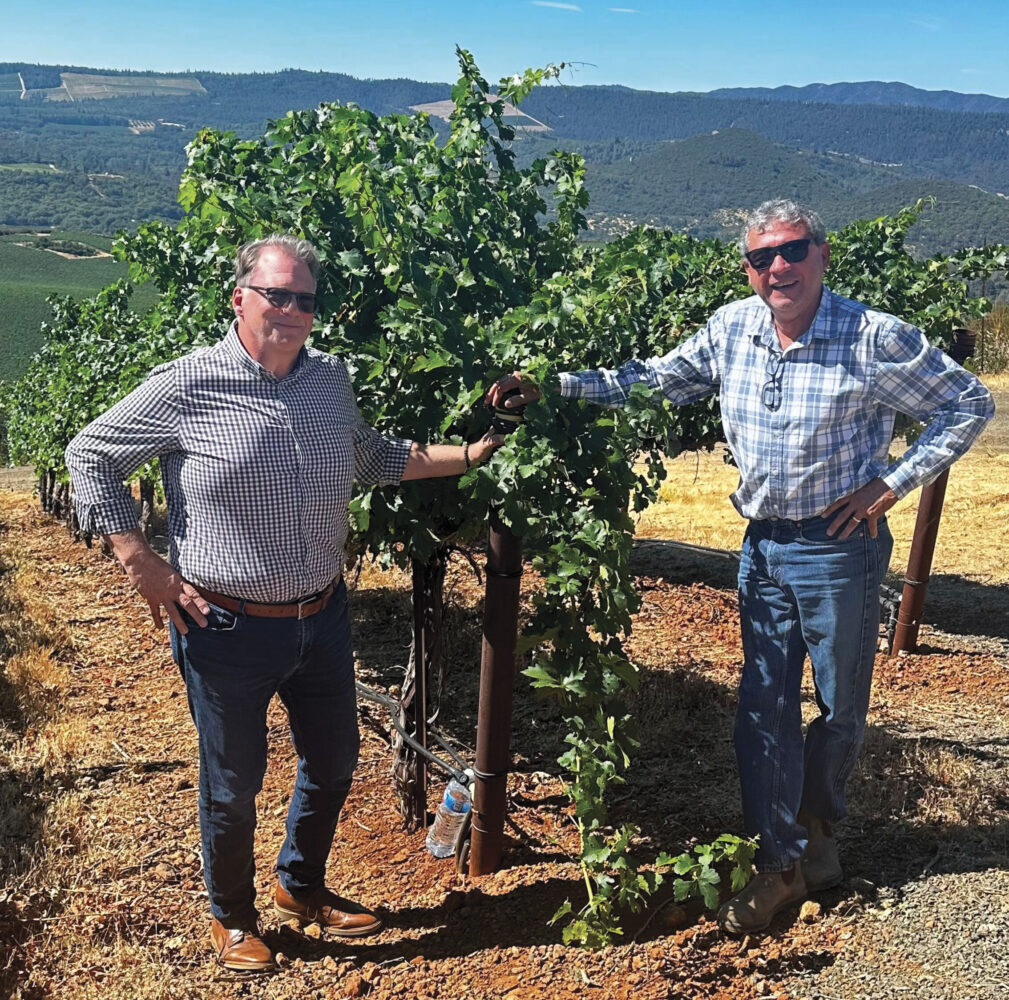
[910,16,943,31]
[531,2,582,10]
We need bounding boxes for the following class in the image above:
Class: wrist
[463,442,471,471]
[109,529,156,572]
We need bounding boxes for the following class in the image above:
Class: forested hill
[2,62,1009,248]
[706,81,1009,115]
[577,129,1009,254]
[518,88,1009,193]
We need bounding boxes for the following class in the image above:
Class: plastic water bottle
[425,770,474,858]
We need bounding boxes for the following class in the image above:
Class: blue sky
[5,1,1009,97]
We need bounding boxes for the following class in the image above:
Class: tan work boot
[799,810,843,892]
[209,917,274,972]
[718,864,807,935]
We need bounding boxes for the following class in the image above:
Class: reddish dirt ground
[4,498,1009,999]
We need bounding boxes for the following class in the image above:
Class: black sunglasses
[246,284,318,314]
[744,238,813,271]
[761,349,785,411]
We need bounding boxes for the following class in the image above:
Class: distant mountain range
[1,62,1008,258]
[706,81,1009,115]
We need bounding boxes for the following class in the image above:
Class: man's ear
[232,286,244,316]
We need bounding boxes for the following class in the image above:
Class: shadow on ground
[634,536,1009,645]
[916,573,1009,642]
[0,675,50,998]
[348,537,1009,965]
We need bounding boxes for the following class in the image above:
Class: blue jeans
[170,582,360,927]
[735,515,893,872]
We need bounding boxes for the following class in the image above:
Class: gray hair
[234,234,321,286]
[738,200,827,254]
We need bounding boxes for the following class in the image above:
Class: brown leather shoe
[717,864,807,935]
[799,810,843,892]
[209,917,274,972]
[275,881,383,938]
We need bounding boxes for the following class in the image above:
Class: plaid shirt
[560,287,993,521]
[66,323,412,602]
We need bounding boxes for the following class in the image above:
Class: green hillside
[519,87,1009,195]
[583,129,895,231]
[580,130,1009,254]
[3,63,1009,237]
[825,180,1009,256]
[0,234,156,380]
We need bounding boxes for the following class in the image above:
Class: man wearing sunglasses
[488,199,992,935]
[66,235,502,972]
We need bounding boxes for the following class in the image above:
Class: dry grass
[976,306,1009,374]
[0,497,104,996]
[850,726,1009,830]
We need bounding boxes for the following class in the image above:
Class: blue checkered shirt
[66,323,413,602]
[559,287,994,521]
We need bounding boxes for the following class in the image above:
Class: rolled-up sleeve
[350,400,412,485]
[65,365,182,535]
[874,323,994,498]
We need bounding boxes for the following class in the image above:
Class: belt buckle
[297,598,311,620]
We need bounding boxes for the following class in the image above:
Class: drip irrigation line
[356,680,470,786]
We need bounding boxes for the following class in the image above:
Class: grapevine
[5,50,1008,946]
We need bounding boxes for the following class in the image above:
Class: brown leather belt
[194,580,337,620]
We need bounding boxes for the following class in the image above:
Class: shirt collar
[751,285,840,351]
[221,319,309,381]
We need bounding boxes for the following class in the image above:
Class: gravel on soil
[4,493,1009,1000]
[789,869,1009,1000]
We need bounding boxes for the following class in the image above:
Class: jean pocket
[801,516,865,545]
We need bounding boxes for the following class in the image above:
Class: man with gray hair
[488,199,993,934]
[67,234,502,971]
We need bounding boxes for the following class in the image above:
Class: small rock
[344,973,367,997]
[799,900,821,923]
[274,951,288,967]
[303,922,322,939]
[322,955,338,971]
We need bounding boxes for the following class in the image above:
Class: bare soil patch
[2,452,1007,999]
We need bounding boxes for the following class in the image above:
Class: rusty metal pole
[891,470,950,655]
[409,561,429,827]
[468,509,523,875]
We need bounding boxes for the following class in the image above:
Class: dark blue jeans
[170,582,360,927]
[735,515,893,872]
